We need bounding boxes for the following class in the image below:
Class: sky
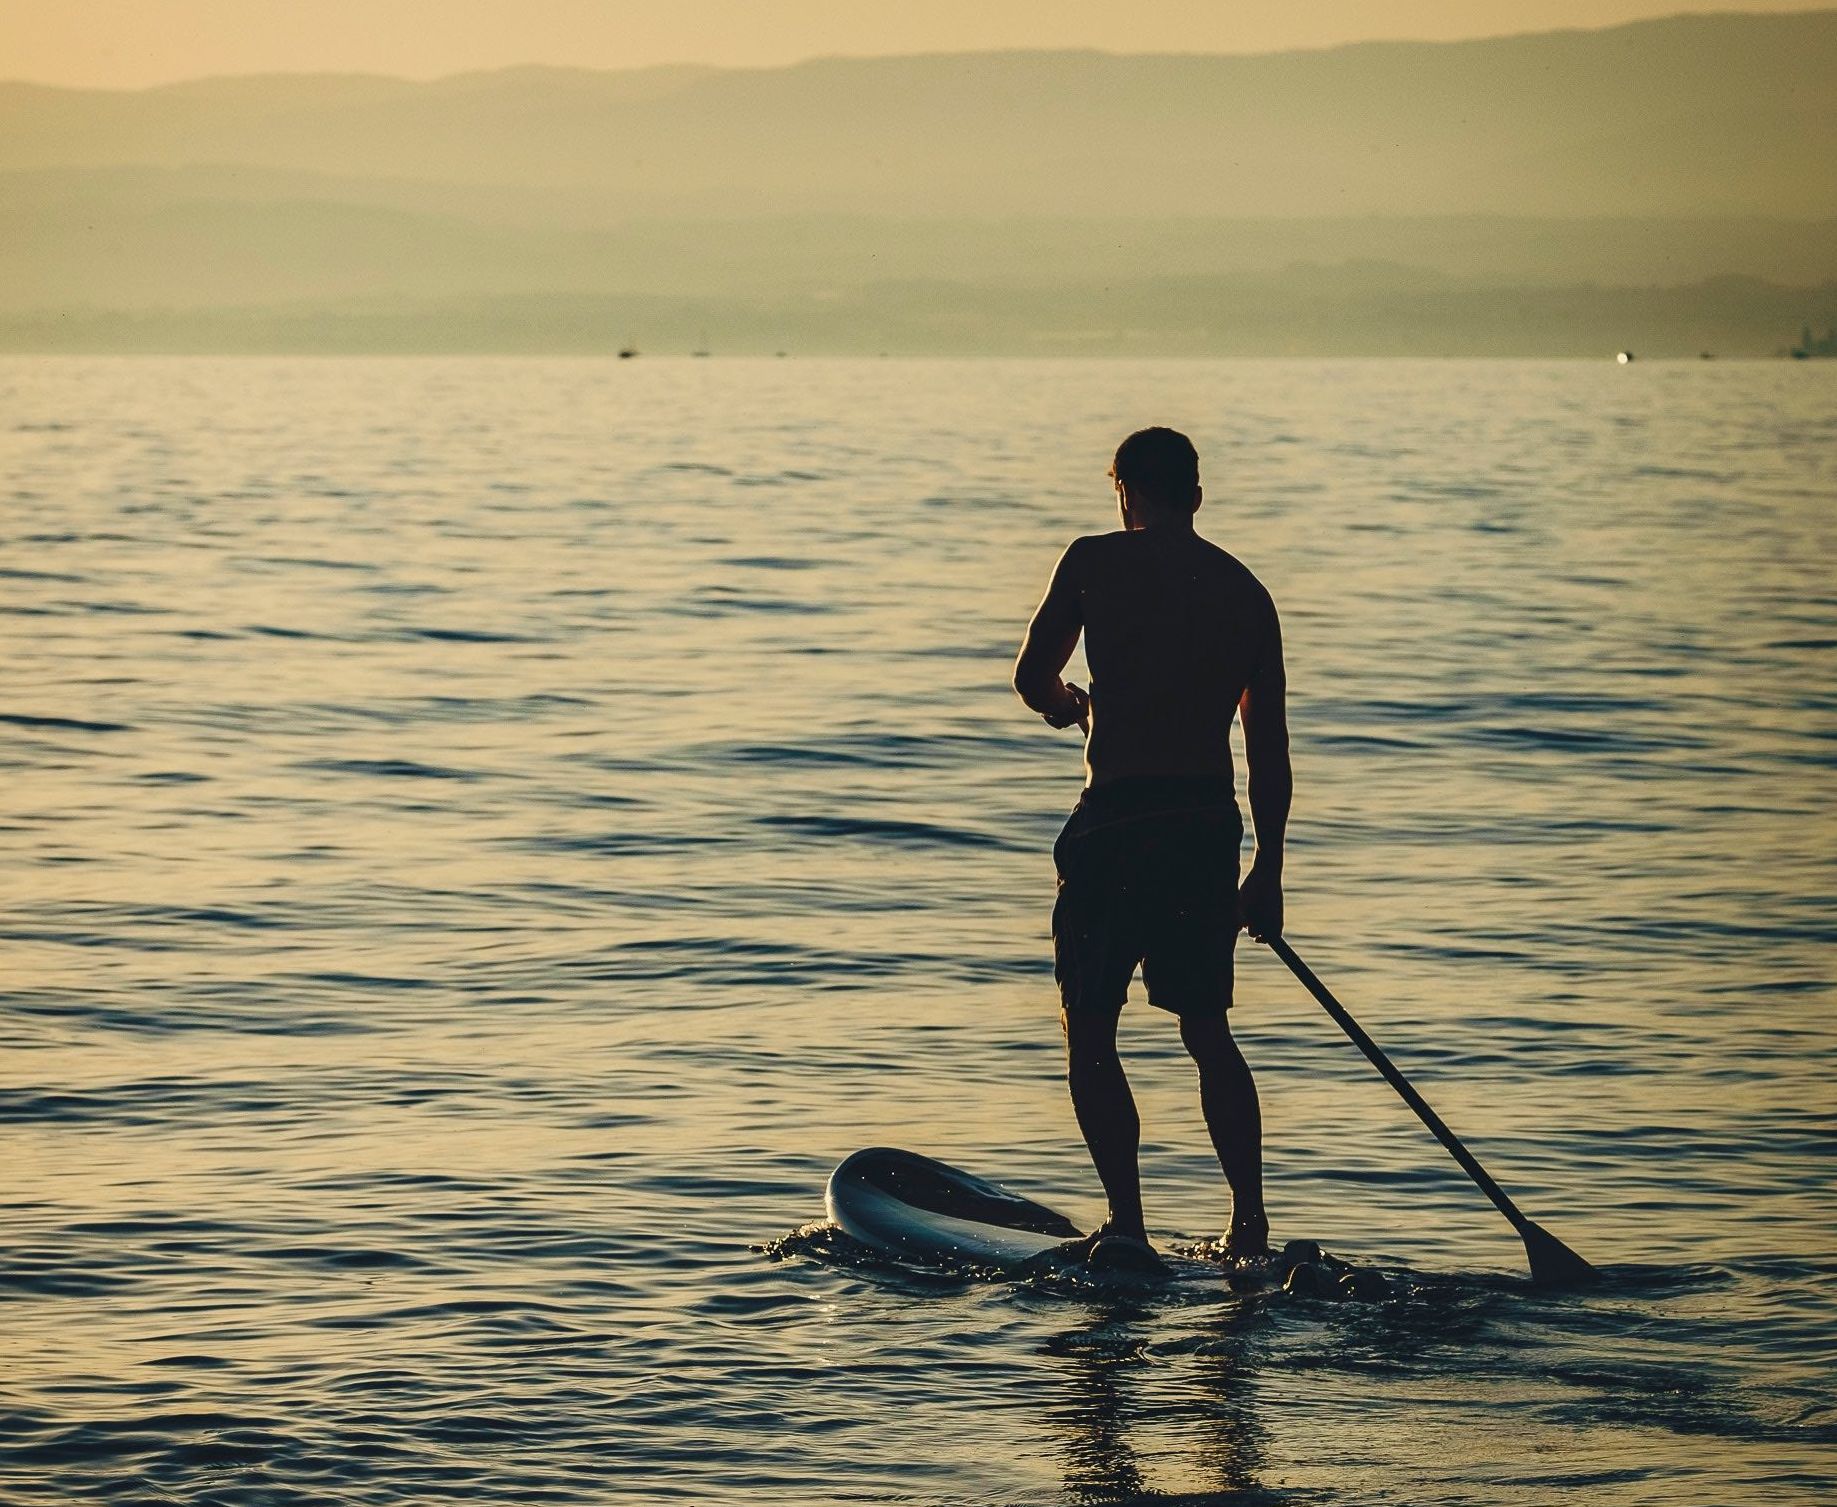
[0,0,1826,88]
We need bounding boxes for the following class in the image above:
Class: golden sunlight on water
[5,355,1834,1504]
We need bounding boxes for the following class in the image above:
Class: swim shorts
[1051,776,1244,1017]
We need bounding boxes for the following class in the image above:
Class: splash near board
[825,1147,1385,1295]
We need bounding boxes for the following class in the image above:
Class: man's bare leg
[1061,1005,1147,1243]
[1178,1012,1268,1257]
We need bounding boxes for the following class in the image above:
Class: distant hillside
[4,13,1833,216]
[2,12,1833,355]
[5,164,1834,309]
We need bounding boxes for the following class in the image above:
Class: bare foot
[1218,1211,1270,1263]
[1051,1217,1150,1264]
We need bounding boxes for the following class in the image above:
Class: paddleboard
[824,1147,1386,1296]
[825,1146,1083,1268]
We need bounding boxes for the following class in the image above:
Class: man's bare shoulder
[1048,532,1118,581]
[1192,532,1264,578]
[1080,530,1275,603]
[1200,537,1277,610]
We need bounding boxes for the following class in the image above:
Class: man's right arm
[1238,594,1290,940]
[1013,540,1089,730]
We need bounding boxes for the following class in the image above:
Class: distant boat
[618,346,638,359]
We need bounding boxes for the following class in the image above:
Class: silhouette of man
[1013,427,1288,1260]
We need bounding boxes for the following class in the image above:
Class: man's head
[1110,427,1201,527]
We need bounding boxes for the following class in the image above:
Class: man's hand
[1238,862,1283,942]
[1040,681,1090,732]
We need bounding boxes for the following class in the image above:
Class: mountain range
[3,10,1833,354]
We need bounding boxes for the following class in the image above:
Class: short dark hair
[1112,427,1199,510]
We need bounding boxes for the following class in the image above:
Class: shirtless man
[1012,426,1289,1261]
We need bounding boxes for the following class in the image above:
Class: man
[1012,426,1289,1262]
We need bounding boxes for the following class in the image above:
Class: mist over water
[5,356,1833,1504]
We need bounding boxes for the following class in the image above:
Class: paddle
[1263,934,1598,1286]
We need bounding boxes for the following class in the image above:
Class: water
[4,356,1833,1505]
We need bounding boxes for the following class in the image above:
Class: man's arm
[1013,540,1089,730]
[1238,596,1290,940]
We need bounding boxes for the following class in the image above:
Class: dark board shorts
[1052,776,1244,1018]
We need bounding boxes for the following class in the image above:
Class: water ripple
[2,355,1831,1507]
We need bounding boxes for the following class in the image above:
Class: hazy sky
[2,0,1826,88]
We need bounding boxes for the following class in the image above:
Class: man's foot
[1085,1231,1165,1274]
[1051,1216,1150,1264]
[1217,1210,1269,1264]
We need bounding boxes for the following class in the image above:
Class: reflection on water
[3,356,1833,1504]
[1046,1300,1268,1503]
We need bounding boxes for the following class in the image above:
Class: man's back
[1056,526,1277,788]
[1011,425,1288,1261]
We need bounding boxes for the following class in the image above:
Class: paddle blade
[1522,1220,1598,1286]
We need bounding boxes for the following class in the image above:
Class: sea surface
[3,356,1833,1506]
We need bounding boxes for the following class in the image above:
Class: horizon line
[2,8,1828,95]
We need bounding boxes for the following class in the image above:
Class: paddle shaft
[1264,935,1532,1236]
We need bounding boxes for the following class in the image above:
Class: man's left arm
[1239,594,1290,940]
[1013,540,1089,730]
